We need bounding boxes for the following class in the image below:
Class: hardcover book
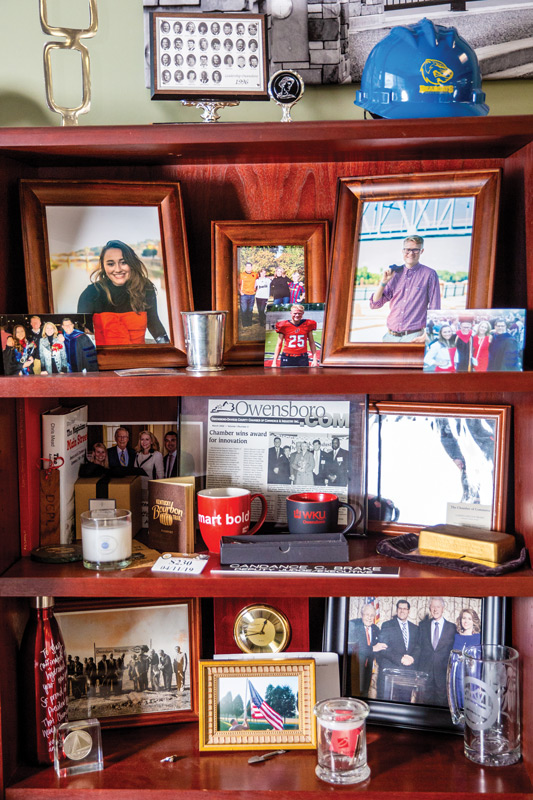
[148,476,195,553]
[41,405,88,544]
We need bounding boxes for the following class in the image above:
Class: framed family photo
[321,169,501,368]
[19,179,193,370]
[367,402,510,535]
[212,220,329,364]
[324,595,508,733]
[150,12,268,101]
[198,659,316,750]
[55,598,200,728]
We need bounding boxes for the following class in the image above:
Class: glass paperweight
[54,718,103,777]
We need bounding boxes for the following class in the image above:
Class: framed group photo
[212,220,329,363]
[324,595,508,733]
[19,179,193,370]
[366,401,510,535]
[55,599,201,728]
[150,12,268,101]
[321,169,501,368]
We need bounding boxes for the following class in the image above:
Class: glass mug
[447,644,520,767]
[313,698,371,785]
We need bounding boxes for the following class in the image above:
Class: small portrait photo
[174,37,183,50]
[236,38,245,52]
[212,54,221,67]
[173,21,183,34]
[212,70,222,83]
[346,596,483,707]
[187,39,195,51]
[200,54,208,67]
[236,22,245,35]
[160,20,170,33]
[200,70,209,84]
[161,53,171,66]
[212,38,221,51]
[238,245,307,342]
[237,55,246,68]
[249,39,258,52]
[210,21,220,35]
[249,55,258,68]
[423,308,525,373]
[248,23,258,35]
[264,303,324,369]
[185,21,196,34]
[187,70,197,82]
[160,37,170,51]
[223,38,233,51]
[174,53,183,66]
[186,54,196,67]
[198,21,208,34]
[161,69,171,83]
[1,313,98,376]
[223,22,233,35]
[44,207,171,348]
[199,38,209,51]
[224,54,234,67]
[174,69,184,83]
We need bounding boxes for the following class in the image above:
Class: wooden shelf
[3,368,533,398]
[6,722,532,799]
[2,537,532,598]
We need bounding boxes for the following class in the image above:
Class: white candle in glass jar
[81,510,132,566]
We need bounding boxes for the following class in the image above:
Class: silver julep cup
[181,311,227,372]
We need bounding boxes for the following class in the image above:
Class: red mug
[197,487,268,553]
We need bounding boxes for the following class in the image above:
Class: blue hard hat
[355,17,488,119]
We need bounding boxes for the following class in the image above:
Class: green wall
[1,0,532,127]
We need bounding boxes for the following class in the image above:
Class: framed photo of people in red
[19,179,193,370]
[212,220,328,364]
[321,169,500,368]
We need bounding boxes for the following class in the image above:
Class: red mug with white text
[286,492,361,535]
[197,487,268,553]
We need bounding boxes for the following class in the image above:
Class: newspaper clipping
[204,398,351,526]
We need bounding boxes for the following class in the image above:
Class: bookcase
[0,117,533,799]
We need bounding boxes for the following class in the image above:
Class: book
[418,523,516,563]
[148,476,196,553]
[41,405,88,544]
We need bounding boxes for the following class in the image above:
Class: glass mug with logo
[447,644,520,767]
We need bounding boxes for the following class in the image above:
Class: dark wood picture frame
[212,220,329,364]
[367,401,510,536]
[150,12,269,102]
[322,169,501,368]
[55,598,201,729]
[19,179,193,370]
[324,595,508,733]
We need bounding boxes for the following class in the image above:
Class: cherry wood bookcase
[0,118,533,799]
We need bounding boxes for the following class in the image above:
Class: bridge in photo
[360,198,474,240]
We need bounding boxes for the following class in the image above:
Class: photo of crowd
[1,313,98,376]
[56,603,193,722]
[424,309,525,373]
[347,596,482,707]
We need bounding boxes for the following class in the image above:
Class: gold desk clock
[233,603,291,654]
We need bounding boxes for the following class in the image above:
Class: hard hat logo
[420,59,454,87]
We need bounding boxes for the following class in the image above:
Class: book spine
[19,399,52,555]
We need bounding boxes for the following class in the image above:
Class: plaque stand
[181,99,240,123]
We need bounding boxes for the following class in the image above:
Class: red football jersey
[275,319,317,356]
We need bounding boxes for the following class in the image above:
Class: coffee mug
[286,492,361,535]
[367,495,400,523]
[197,487,268,553]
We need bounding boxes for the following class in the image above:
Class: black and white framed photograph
[324,595,508,732]
[55,599,201,728]
[150,12,268,101]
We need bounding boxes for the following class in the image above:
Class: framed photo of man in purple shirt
[212,220,328,364]
[322,170,500,368]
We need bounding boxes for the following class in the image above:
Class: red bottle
[20,597,68,765]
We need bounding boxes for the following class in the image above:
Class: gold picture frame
[199,658,316,750]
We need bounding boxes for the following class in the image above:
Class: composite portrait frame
[324,595,509,733]
[321,169,501,368]
[199,658,316,751]
[212,220,329,364]
[55,598,201,729]
[19,179,193,370]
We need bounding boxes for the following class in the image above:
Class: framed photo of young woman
[212,220,328,364]
[321,169,500,368]
[19,179,193,370]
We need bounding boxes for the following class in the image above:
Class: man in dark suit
[324,436,349,486]
[268,436,286,484]
[163,430,179,478]
[107,427,136,469]
[348,604,387,697]
[418,596,456,705]
[311,438,328,485]
[376,599,421,699]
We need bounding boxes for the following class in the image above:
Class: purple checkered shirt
[369,263,441,333]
